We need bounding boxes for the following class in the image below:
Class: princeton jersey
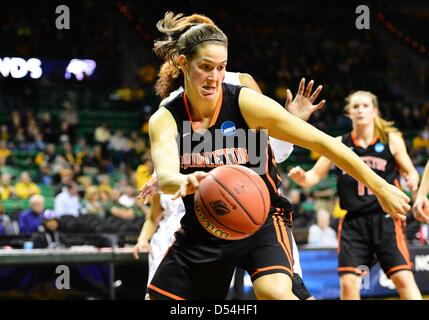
[163,83,291,240]
[335,132,400,215]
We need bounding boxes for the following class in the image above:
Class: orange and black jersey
[163,83,292,240]
[335,132,400,215]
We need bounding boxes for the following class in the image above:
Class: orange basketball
[194,165,270,240]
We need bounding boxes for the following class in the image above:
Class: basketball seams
[208,173,259,226]
[226,165,269,219]
[197,191,249,235]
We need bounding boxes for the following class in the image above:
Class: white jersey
[151,71,302,280]
[147,194,185,285]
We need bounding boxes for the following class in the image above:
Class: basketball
[194,165,270,240]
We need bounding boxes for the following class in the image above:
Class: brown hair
[345,91,401,144]
[153,12,227,98]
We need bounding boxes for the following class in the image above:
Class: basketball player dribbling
[146,12,410,300]
[289,91,422,300]
[135,12,319,300]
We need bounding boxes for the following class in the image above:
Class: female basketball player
[413,160,429,223]
[147,12,409,300]
[288,90,422,300]
[136,13,318,300]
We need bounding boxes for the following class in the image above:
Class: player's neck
[353,123,376,146]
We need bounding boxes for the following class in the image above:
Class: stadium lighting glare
[64,59,96,81]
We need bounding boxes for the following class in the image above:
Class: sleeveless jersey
[335,132,400,215]
[163,83,292,240]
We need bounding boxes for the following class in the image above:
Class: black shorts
[147,211,294,300]
[337,211,413,278]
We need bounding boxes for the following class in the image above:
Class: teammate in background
[289,90,422,300]
[413,160,429,223]
[136,12,319,300]
[146,12,409,300]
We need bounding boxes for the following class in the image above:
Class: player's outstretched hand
[285,78,326,121]
[137,175,160,204]
[288,166,307,186]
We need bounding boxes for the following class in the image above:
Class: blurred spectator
[118,186,136,208]
[60,101,79,140]
[108,130,130,165]
[0,141,11,162]
[15,171,41,199]
[18,194,45,234]
[39,112,58,144]
[0,155,16,177]
[94,123,111,146]
[97,174,112,195]
[54,182,80,217]
[90,145,114,173]
[81,186,105,218]
[135,156,153,191]
[307,209,338,247]
[105,188,135,220]
[0,202,17,235]
[0,124,10,144]
[0,173,15,200]
[35,143,57,168]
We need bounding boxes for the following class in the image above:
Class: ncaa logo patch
[221,121,236,136]
[374,143,385,153]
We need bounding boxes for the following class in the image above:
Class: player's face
[348,94,377,126]
[186,44,227,101]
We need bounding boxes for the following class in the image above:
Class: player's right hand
[288,166,307,186]
[137,176,160,204]
[133,238,151,260]
[172,171,208,200]
[375,183,410,221]
[412,195,429,223]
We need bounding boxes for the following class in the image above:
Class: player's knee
[340,275,360,292]
[257,285,294,300]
[254,274,295,300]
[390,271,413,290]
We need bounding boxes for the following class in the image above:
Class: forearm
[315,136,385,193]
[138,220,157,242]
[158,172,187,194]
[300,170,323,188]
[417,161,429,197]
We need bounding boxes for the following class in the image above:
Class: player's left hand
[285,78,326,121]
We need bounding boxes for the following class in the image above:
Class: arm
[288,136,341,188]
[238,88,410,219]
[149,107,207,197]
[148,108,185,194]
[413,160,429,223]
[417,160,429,198]
[133,193,163,259]
[389,132,419,193]
[288,156,333,188]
